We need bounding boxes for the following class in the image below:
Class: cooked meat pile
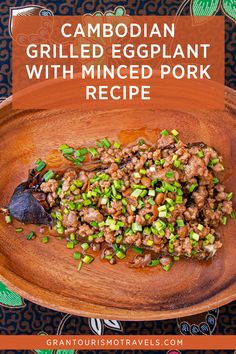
[6,130,235,271]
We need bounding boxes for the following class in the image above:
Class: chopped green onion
[133,172,141,179]
[198,150,204,158]
[35,159,46,172]
[163,182,176,192]
[117,221,124,227]
[159,211,167,218]
[68,201,75,210]
[212,177,219,185]
[57,226,64,234]
[139,139,145,145]
[51,212,57,219]
[81,242,89,251]
[166,171,174,178]
[148,198,155,205]
[149,259,160,266]
[96,140,103,148]
[156,187,165,193]
[173,160,181,168]
[148,189,155,197]
[172,155,178,161]
[78,147,88,156]
[101,138,111,149]
[222,216,227,225]
[139,169,146,175]
[158,205,167,212]
[74,179,83,188]
[67,242,74,249]
[59,144,69,151]
[101,197,108,205]
[176,219,184,227]
[197,224,204,231]
[115,250,126,259]
[171,129,179,136]
[56,211,62,220]
[205,233,215,244]
[5,215,11,224]
[163,263,172,271]
[43,170,54,182]
[176,188,183,196]
[61,147,74,155]
[155,158,165,166]
[77,260,83,271]
[227,192,233,201]
[27,231,35,240]
[132,184,146,189]
[131,189,143,198]
[188,183,198,193]
[132,222,142,233]
[230,211,235,219]
[113,142,120,149]
[140,190,148,198]
[70,185,76,192]
[82,255,94,264]
[116,235,123,243]
[132,246,143,254]
[75,156,85,164]
[160,129,169,136]
[192,233,199,241]
[73,251,81,260]
[111,185,117,196]
[15,228,23,233]
[89,147,98,157]
[90,221,98,228]
[70,233,76,241]
[175,195,183,204]
[210,158,219,166]
[41,236,49,244]
[146,239,154,246]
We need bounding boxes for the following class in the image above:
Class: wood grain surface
[0,88,235,320]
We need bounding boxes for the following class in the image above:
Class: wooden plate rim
[0,87,236,320]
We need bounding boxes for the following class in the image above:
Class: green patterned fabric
[0,282,25,308]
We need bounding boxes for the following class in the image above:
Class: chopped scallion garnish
[132,222,142,233]
[81,242,89,251]
[15,228,23,233]
[5,215,11,224]
[198,150,204,158]
[171,129,179,136]
[132,246,143,254]
[43,170,54,182]
[166,171,174,179]
[188,183,198,193]
[227,192,233,201]
[113,142,120,149]
[77,260,83,271]
[176,219,184,227]
[101,138,111,149]
[149,259,160,266]
[35,159,46,172]
[160,129,169,136]
[89,147,98,157]
[73,252,81,260]
[26,231,35,240]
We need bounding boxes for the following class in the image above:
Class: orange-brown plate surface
[0,88,235,320]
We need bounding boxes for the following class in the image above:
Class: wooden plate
[0,88,236,320]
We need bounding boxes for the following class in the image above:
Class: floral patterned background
[0,0,235,353]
